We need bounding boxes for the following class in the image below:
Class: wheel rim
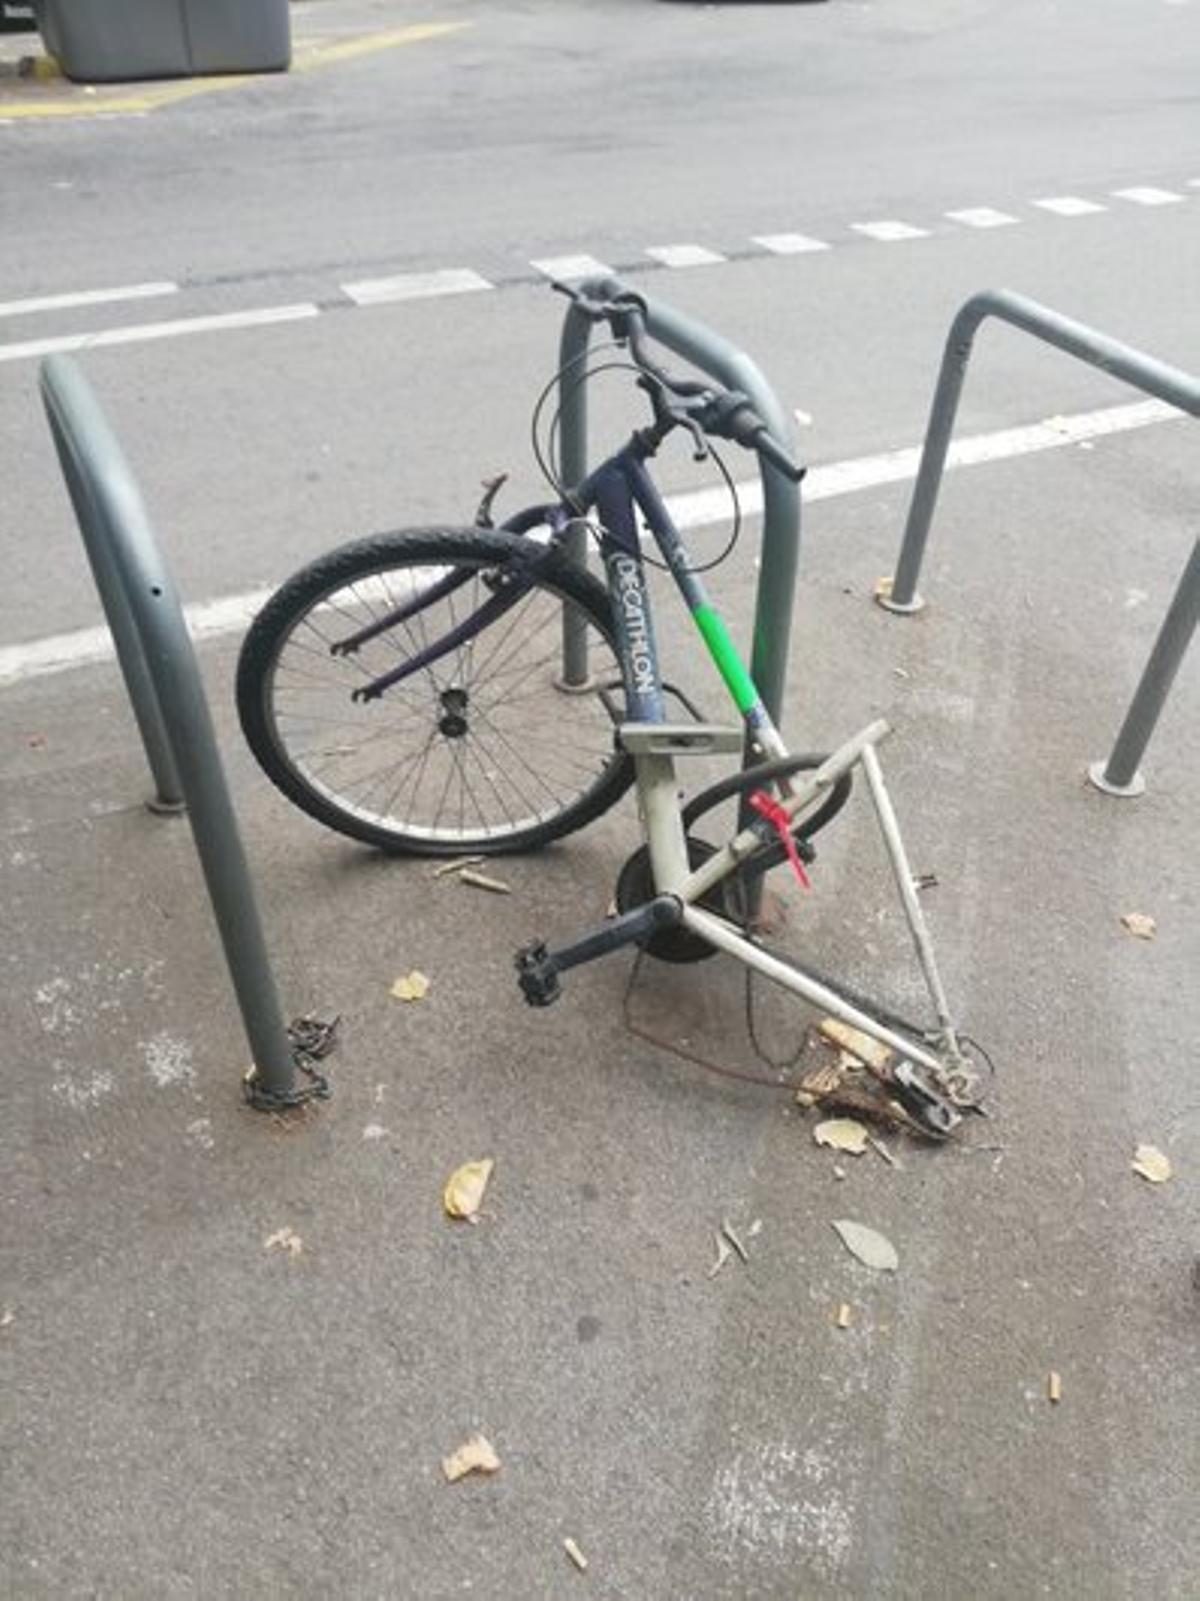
[261,554,625,847]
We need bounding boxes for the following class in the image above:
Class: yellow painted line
[292,22,469,72]
[0,21,470,119]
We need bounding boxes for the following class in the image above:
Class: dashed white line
[341,268,493,306]
[850,221,931,242]
[2,397,1182,688]
[530,254,612,282]
[1112,186,1184,206]
[646,244,726,268]
[0,303,320,365]
[753,233,831,255]
[946,208,1018,229]
[1034,196,1107,216]
[0,281,179,320]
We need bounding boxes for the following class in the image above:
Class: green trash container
[36,0,290,83]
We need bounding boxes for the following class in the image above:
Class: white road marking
[1111,186,1184,206]
[753,233,831,255]
[946,207,1018,229]
[2,399,1181,689]
[530,254,612,281]
[0,587,273,686]
[646,244,726,268]
[660,398,1179,532]
[341,267,492,305]
[0,303,320,365]
[0,281,178,320]
[850,221,930,242]
[1034,196,1106,216]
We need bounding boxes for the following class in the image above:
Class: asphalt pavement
[2,1,1198,1596]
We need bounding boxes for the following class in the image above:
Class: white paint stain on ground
[185,1117,214,1151]
[52,1067,115,1110]
[705,1441,854,1579]
[141,1031,195,1087]
[362,1123,389,1141]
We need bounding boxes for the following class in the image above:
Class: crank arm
[516,896,682,1006]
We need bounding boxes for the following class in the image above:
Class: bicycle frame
[329,427,970,1098]
[574,445,967,1087]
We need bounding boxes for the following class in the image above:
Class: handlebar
[553,282,805,484]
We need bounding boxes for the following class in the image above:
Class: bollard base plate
[1087,760,1146,799]
[875,590,927,616]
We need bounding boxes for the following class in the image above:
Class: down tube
[628,457,784,753]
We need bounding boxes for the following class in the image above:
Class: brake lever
[680,414,709,463]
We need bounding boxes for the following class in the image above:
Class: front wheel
[236,527,633,854]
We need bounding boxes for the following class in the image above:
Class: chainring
[614,837,745,964]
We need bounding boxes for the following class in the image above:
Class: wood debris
[721,1220,750,1263]
[563,1538,588,1572]
[459,869,512,895]
[707,1232,732,1278]
[1047,1371,1062,1404]
[433,856,486,878]
[1121,912,1157,941]
[817,1017,893,1071]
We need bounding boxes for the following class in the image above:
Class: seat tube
[593,464,691,890]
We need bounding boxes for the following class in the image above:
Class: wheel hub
[438,686,469,739]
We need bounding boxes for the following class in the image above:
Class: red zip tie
[748,790,811,889]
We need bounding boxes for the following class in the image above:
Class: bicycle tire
[237,526,634,854]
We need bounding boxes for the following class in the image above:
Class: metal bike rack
[878,288,1199,797]
[556,274,802,735]
[40,354,306,1108]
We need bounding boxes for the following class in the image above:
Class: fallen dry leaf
[1121,913,1157,941]
[831,1218,899,1272]
[391,970,431,1002]
[264,1225,302,1256]
[814,1118,870,1156]
[563,1537,588,1572]
[444,1157,494,1220]
[1132,1143,1172,1184]
[818,1018,893,1071]
[442,1433,501,1482]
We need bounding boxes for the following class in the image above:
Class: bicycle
[237,284,985,1136]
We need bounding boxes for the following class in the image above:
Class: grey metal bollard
[881,289,1200,796]
[40,356,314,1108]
